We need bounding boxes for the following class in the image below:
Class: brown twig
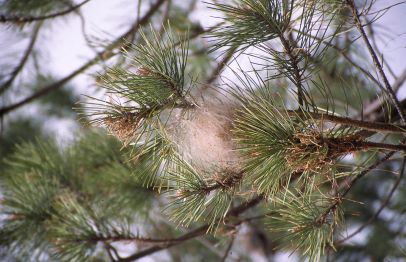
[287,110,406,134]
[365,16,397,80]
[352,141,406,152]
[105,242,121,262]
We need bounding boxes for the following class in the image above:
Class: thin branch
[0,0,167,117]
[319,149,397,221]
[365,17,397,80]
[346,0,406,123]
[119,226,208,261]
[76,9,98,56]
[154,213,224,258]
[119,195,264,262]
[220,236,235,262]
[0,0,92,23]
[0,22,42,95]
[336,157,406,244]
[158,0,172,36]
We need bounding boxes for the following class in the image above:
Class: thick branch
[0,0,91,23]
[353,141,406,152]
[322,138,406,156]
[288,110,406,134]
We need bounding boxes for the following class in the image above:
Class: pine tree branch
[119,226,208,261]
[0,22,42,95]
[313,137,406,155]
[287,110,406,134]
[0,0,92,24]
[336,157,405,245]
[0,0,167,117]
[76,235,188,244]
[346,0,406,123]
[279,33,305,106]
[119,195,264,262]
[354,141,406,152]
[318,148,398,224]
[365,16,397,80]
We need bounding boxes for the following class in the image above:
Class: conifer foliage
[1,0,406,261]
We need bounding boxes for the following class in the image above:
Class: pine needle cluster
[0,132,155,261]
[267,190,343,262]
[84,25,193,145]
[231,81,368,195]
[209,0,292,51]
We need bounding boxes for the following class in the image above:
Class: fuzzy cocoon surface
[168,95,241,173]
